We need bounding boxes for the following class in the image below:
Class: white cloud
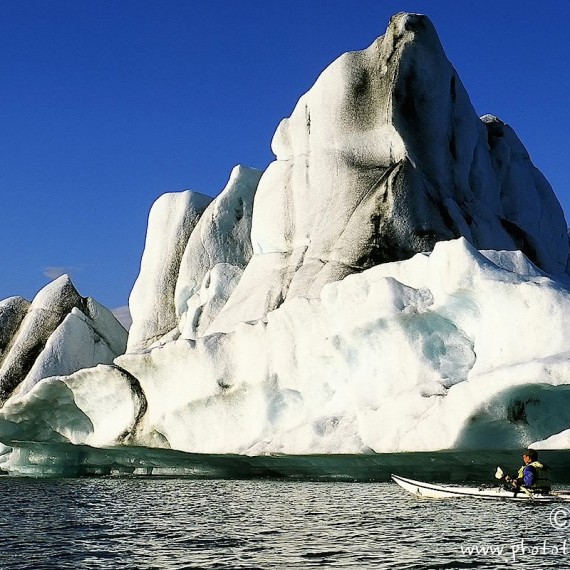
[111,306,132,330]
[43,266,79,280]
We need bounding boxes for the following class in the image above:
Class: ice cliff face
[127,189,213,352]
[127,165,263,351]
[1,13,569,474]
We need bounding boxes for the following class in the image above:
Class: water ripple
[0,478,569,568]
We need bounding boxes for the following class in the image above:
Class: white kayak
[392,474,570,502]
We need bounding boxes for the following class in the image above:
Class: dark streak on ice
[111,365,148,443]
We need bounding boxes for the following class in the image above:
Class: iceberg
[1,13,569,477]
[0,276,127,405]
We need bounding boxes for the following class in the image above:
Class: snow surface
[3,239,570,463]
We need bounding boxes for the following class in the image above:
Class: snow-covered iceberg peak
[208,12,569,334]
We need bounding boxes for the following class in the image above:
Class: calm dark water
[1,478,570,569]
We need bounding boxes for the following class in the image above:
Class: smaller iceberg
[0,275,127,405]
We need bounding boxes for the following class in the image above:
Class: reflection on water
[1,478,569,569]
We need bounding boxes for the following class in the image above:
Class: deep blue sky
[1,1,568,319]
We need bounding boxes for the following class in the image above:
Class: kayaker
[506,449,551,493]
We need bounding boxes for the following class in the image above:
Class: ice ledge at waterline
[5,445,570,482]
[2,12,570,473]
[2,238,570,466]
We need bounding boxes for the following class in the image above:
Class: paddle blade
[495,467,504,480]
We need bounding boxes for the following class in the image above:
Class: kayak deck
[392,474,569,502]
